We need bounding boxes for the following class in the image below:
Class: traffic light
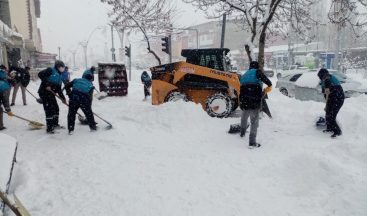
[125,46,131,57]
[161,36,170,54]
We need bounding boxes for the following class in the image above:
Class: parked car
[263,68,275,77]
[276,66,309,79]
[276,71,367,102]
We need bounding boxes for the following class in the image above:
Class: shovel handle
[25,88,38,100]
[2,111,44,126]
[48,89,84,118]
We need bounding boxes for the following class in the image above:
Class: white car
[276,71,367,102]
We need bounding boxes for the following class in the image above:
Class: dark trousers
[326,98,344,134]
[68,92,96,131]
[144,84,151,97]
[39,92,59,131]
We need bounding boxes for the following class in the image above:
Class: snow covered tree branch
[100,0,176,65]
[328,0,367,37]
[183,0,319,70]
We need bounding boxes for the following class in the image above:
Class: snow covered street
[1,75,366,216]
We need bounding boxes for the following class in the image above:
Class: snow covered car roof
[295,72,367,93]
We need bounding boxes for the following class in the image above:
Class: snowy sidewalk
[2,80,367,216]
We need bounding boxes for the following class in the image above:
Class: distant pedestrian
[318,68,344,138]
[239,61,272,148]
[141,71,151,100]
[38,60,67,134]
[0,65,14,130]
[61,66,71,84]
[11,66,30,106]
[65,71,97,135]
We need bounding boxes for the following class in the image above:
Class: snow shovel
[4,111,44,130]
[48,90,88,125]
[92,112,113,130]
[0,188,31,216]
[260,93,272,118]
[94,89,108,100]
[25,88,43,104]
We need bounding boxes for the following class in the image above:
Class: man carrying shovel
[239,61,272,149]
[65,71,97,135]
[38,60,67,134]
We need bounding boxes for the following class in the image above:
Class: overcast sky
[38,0,209,63]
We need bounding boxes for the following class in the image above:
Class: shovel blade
[28,122,44,130]
[95,92,108,100]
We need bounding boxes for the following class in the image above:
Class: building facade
[0,0,46,68]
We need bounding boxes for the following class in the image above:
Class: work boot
[331,132,341,138]
[0,126,6,131]
[68,130,74,135]
[249,143,261,149]
[10,103,15,106]
[240,129,245,138]
[54,124,65,130]
[47,127,55,134]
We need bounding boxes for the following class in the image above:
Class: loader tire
[206,92,233,118]
[165,91,188,102]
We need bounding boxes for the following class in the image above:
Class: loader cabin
[181,48,231,72]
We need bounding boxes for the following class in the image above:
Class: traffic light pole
[169,35,172,63]
[129,44,132,81]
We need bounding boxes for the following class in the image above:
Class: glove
[7,111,14,117]
[264,86,272,94]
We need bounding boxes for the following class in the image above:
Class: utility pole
[110,24,116,62]
[169,35,172,63]
[80,41,88,69]
[220,13,227,48]
[58,47,61,60]
[71,51,76,69]
[129,44,132,80]
[125,45,131,81]
[117,28,125,62]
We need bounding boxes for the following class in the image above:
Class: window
[290,74,302,82]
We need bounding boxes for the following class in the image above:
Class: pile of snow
[1,74,366,215]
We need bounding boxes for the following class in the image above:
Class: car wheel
[280,88,289,96]
[206,92,233,118]
[165,91,188,102]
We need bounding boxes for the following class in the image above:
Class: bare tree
[329,0,367,36]
[101,0,175,65]
[183,0,318,70]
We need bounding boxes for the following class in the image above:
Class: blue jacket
[321,74,344,100]
[47,67,63,86]
[72,78,94,94]
[0,70,7,81]
[0,80,11,93]
[240,69,263,86]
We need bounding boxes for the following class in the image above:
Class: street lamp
[80,26,105,69]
